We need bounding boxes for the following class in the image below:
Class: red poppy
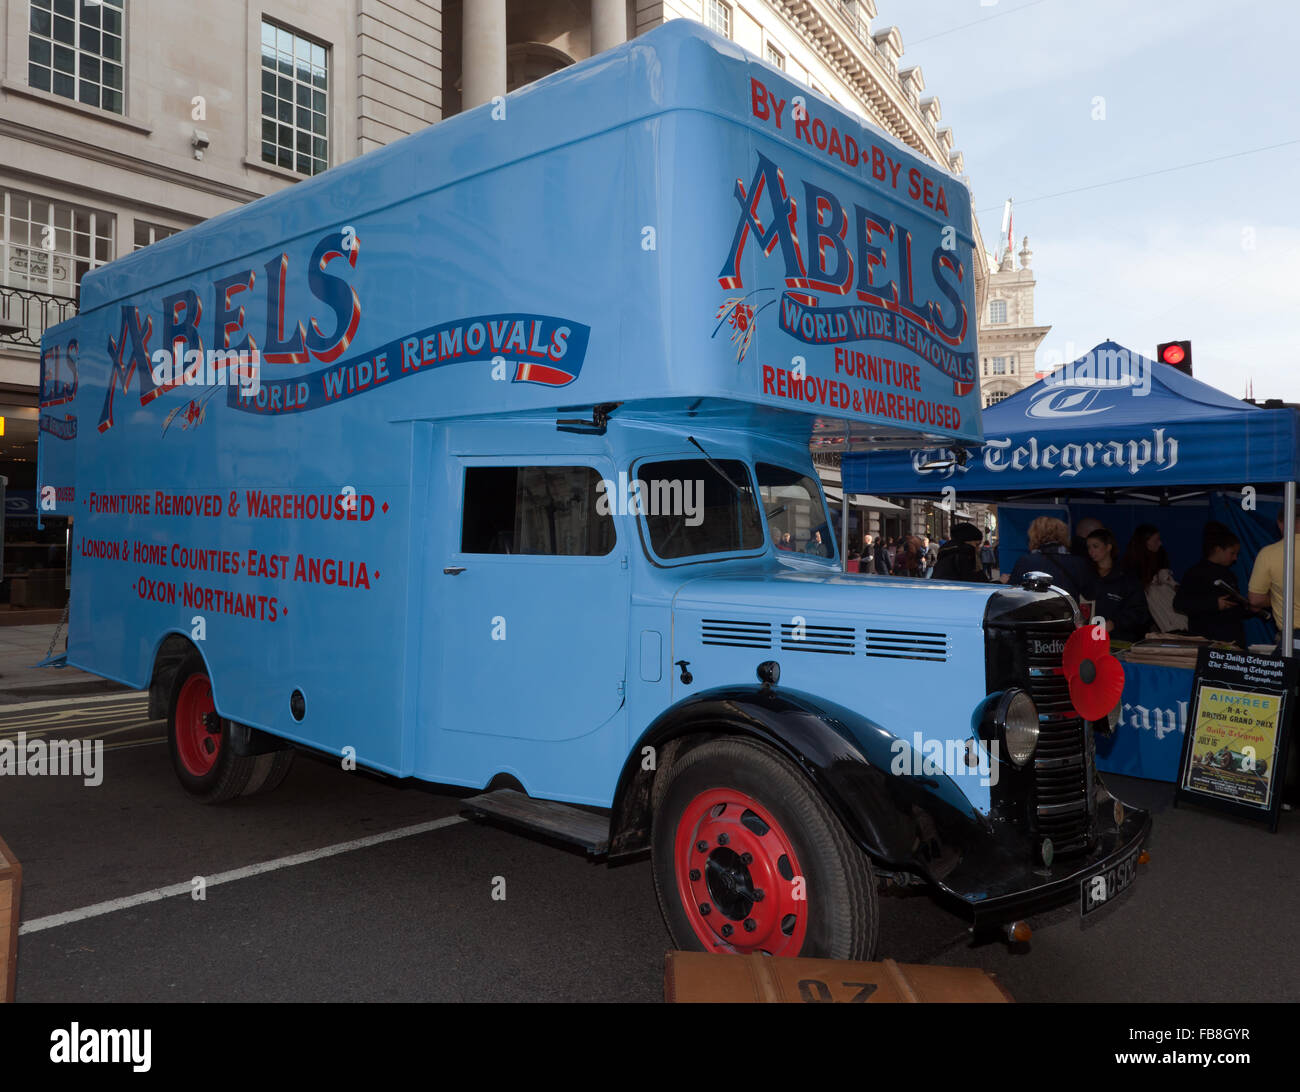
[1061,626,1125,721]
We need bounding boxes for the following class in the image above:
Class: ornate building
[978,235,1052,407]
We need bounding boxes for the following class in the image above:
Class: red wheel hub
[175,674,220,777]
[674,788,808,956]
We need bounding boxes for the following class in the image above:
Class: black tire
[242,749,296,796]
[652,737,878,960]
[166,653,257,804]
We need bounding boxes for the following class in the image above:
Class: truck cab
[38,21,1148,961]
[413,405,1148,957]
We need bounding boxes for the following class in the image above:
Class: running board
[461,789,610,857]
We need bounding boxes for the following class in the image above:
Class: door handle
[443,566,465,575]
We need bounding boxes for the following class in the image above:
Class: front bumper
[931,799,1151,928]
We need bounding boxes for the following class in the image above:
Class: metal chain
[45,601,70,660]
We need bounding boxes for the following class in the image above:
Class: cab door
[436,457,630,747]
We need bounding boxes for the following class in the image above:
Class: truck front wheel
[167,655,257,803]
[652,738,878,960]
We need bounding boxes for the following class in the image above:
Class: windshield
[638,458,764,560]
[757,463,836,560]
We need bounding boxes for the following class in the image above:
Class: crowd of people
[1006,515,1267,645]
[847,528,990,580]
[843,512,1296,649]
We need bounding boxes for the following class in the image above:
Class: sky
[871,0,1300,400]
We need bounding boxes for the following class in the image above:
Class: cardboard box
[0,834,20,1002]
[665,951,1012,1003]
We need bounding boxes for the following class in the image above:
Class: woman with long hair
[1122,524,1169,587]
[891,535,924,577]
[1123,523,1186,632]
[1086,528,1150,641]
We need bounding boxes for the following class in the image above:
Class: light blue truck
[38,22,1147,959]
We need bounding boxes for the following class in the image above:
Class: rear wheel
[652,737,878,960]
[167,655,257,803]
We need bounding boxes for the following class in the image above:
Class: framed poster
[1175,647,1297,831]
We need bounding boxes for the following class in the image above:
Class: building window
[1009,355,1016,373]
[0,189,113,346]
[989,298,1007,324]
[2,189,114,298]
[260,21,328,176]
[705,0,731,39]
[28,0,125,114]
[992,357,1007,375]
[986,391,1008,406]
[766,43,785,70]
[133,221,180,251]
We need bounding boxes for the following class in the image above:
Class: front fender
[608,685,988,878]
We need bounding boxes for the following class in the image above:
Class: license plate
[1080,847,1140,916]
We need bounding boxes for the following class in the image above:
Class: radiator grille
[1025,634,1091,855]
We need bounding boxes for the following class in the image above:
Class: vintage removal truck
[38,22,1148,958]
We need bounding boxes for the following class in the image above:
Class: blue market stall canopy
[842,342,1300,498]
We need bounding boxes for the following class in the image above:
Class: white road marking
[18,816,468,935]
[0,714,160,738]
[0,691,144,714]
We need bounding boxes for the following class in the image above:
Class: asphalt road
[2,694,1297,1003]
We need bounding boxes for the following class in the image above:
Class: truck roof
[66,20,983,448]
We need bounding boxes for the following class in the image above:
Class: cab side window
[460,466,615,556]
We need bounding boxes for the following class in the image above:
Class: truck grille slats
[1022,631,1092,856]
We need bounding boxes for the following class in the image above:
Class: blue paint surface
[38,22,995,808]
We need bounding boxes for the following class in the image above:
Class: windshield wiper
[687,436,744,494]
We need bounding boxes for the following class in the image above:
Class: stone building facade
[0,0,443,474]
[978,235,1051,408]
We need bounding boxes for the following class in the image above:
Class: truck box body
[38,23,1148,949]
[39,23,980,793]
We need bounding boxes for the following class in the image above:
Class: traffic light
[1156,340,1192,376]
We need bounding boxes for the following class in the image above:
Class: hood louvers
[698,618,949,662]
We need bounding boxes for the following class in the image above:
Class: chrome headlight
[997,689,1040,766]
